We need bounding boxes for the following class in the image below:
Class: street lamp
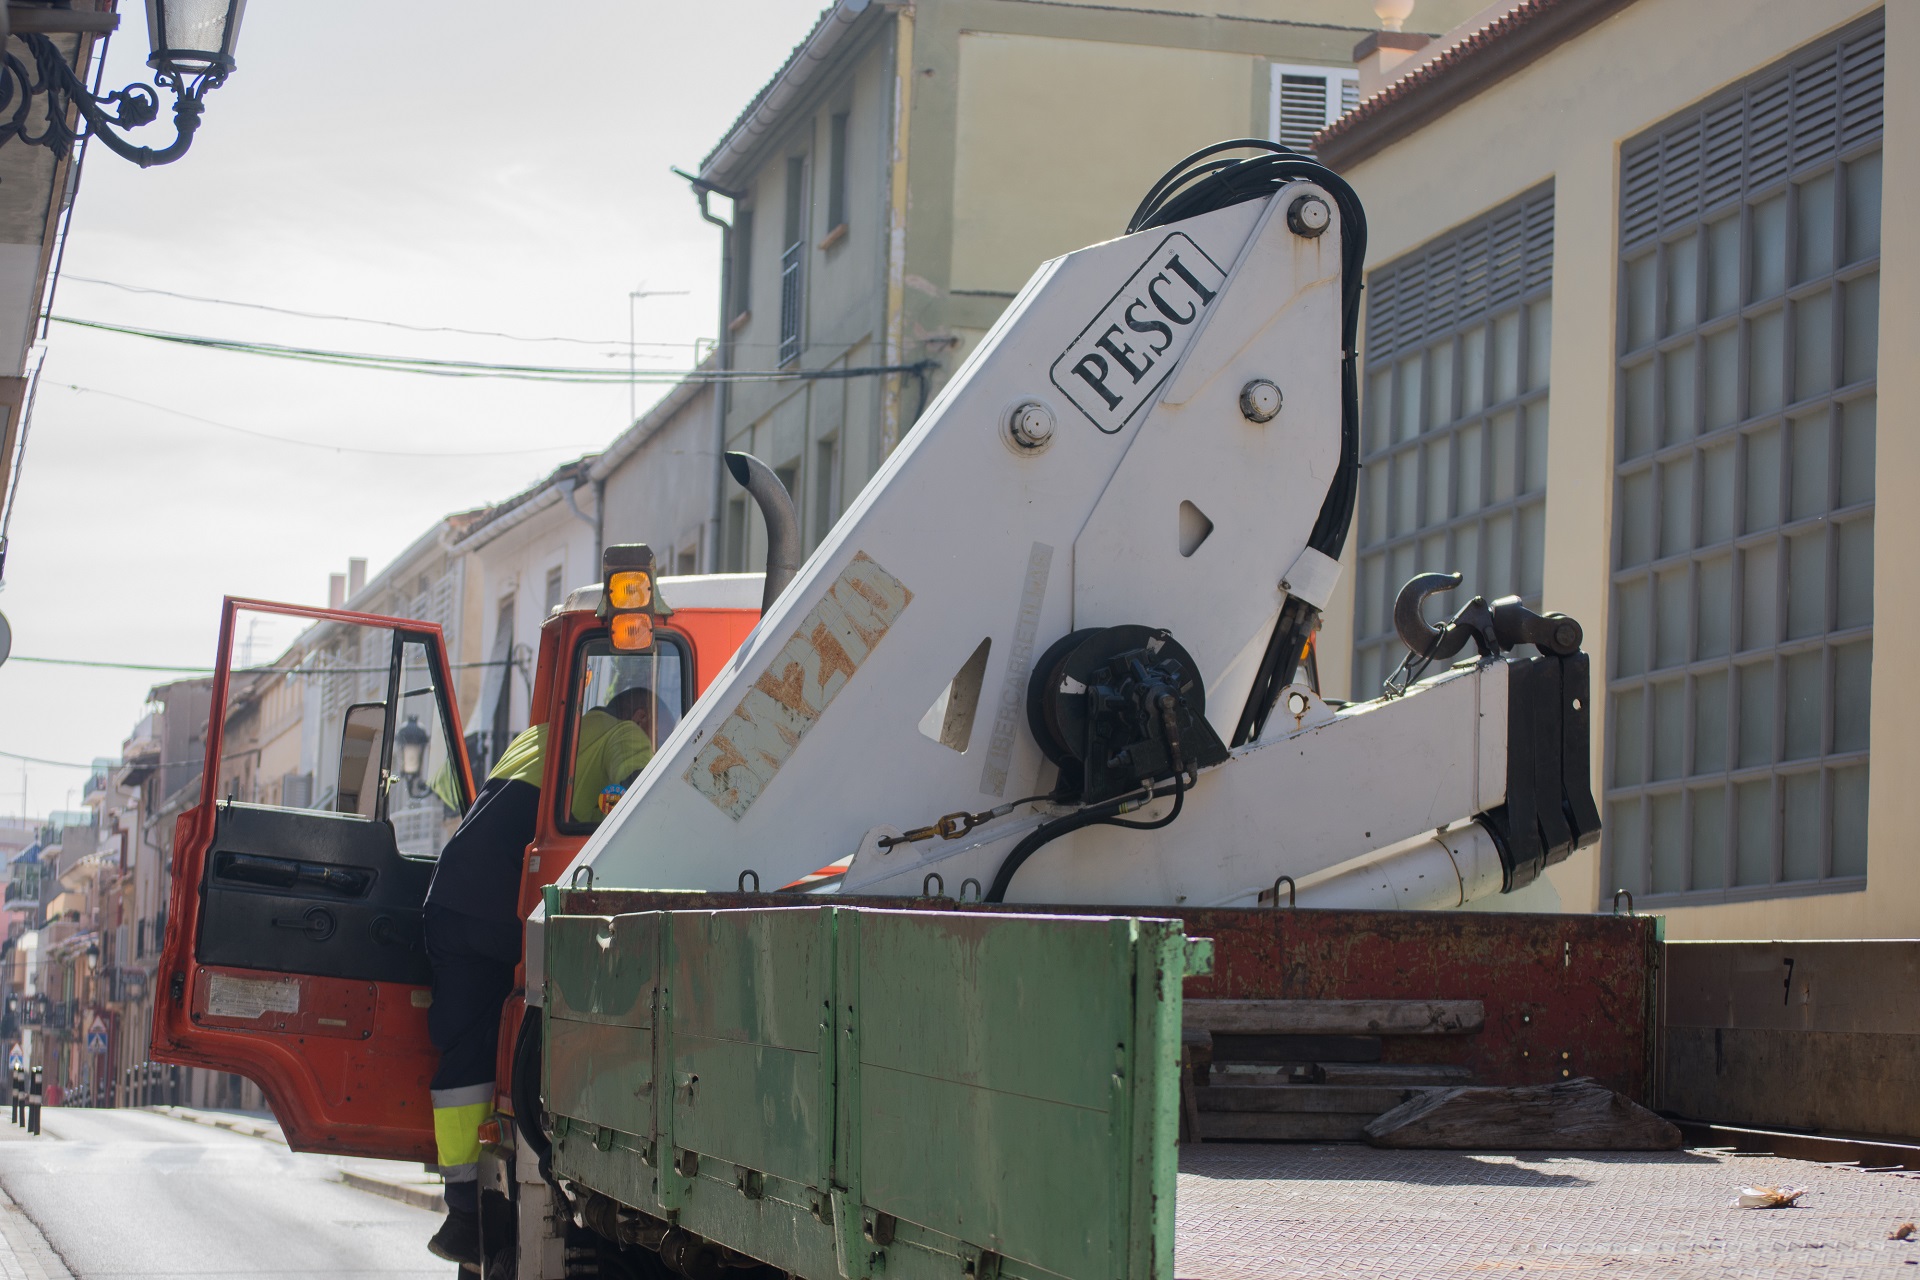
[394,715,431,798]
[0,0,247,166]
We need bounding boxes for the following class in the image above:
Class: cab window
[215,607,467,851]
[558,632,690,832]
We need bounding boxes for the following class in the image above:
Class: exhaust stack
[724,451,801,612]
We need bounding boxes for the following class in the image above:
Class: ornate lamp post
[394,715,432,799]
[0,0,247,166]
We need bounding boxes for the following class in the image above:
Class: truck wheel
[510,1006,551,1162]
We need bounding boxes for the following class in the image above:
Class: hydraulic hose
[987,694,1192,904]
[982,774,1187,904]
[1128,140,1369,743]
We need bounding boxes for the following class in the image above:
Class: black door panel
[198,803,433,985]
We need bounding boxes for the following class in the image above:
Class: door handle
[216,852,372,898]
[270,906,337,943]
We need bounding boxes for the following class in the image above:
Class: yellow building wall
[1329,0,1904,938]
[950,33,1259,294]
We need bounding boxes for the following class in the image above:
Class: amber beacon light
[601,544,667,651]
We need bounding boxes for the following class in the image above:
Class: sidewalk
[0,1181,71,1280]
[148,1105,446,1212]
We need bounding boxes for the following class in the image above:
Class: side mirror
[335,702,387,817]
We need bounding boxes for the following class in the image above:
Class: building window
[731,207,754,322]
[826,111,849,236]
[813,434,841,550]
[1269,62,1358,155]
[724,495,747,574]
[775,461,800,521]
[1351,186,1556,699]
[780,155,808,365]
[1606,17,1881,902]
[544,566,564,615]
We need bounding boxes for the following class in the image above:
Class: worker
[423,687,657,1266]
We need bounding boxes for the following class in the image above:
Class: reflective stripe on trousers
[431,1082,492,1211]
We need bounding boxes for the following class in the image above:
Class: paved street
[0,1108,451,1279]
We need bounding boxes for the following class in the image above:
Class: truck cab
[149,549,761,1162]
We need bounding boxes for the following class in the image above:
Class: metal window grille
[1351,185,1556,699]
[1605,15,1881,903]
[780,154,807,366]
[779,240,804,365]
[1269,62,1359,155]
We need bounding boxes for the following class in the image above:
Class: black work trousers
[424,903,520,1214]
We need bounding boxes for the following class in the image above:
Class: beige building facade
[695,0,1486,573]
[1317,0,1901,939]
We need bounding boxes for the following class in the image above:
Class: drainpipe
[561,478,596,561]
[676,169,744,574]
[879,5,916,459]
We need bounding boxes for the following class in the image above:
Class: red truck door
[152,598,475,1161]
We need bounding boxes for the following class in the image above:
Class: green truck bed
[541,891,1210,1280]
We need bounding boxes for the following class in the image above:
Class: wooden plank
[1195,1085,1429,1115]
[1364,1078,1683,1150]
[1210,1063,1476,1087]
[1209,1064,1311,1086]
[1195,1111,1368,1141]
[1186,998,1484,1035]
[1319,1063,1475,1086]
[1210,1034,1381,1064]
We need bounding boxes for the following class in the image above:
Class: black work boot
[428,1207,482,1266]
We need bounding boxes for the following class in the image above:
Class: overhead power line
[47,383,599,458]
[0,748,97,770]
[49,316,935,386]
[8,656,211,673]
[6,654,520,673]
[62,274,696,348]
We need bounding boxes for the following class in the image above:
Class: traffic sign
[86,1015,107,1056]
[6,1046,19,1071]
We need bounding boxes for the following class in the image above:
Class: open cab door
[153,598,474,1161]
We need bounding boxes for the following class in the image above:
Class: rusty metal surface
[683,552,912,818]
[552,890,1659,1102]
[1662,941,1920,1142]
[1175,1144,1920,1279]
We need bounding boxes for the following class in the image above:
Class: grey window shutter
[1621,18,1884,250]
[1278,74,1330,152]
[1607,12,1883,902]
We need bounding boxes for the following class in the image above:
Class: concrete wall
[600,379,718,571]
[948,34,1258,295]
[462,489,599,738]
[718,24,893,576]
[1330,0,1903,938]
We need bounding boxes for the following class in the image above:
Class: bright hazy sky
[0,1,817,818]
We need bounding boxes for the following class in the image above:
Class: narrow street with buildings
[0,1108,445,1279]
[0,0,1912,1275]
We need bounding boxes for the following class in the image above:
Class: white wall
[465,487,600,737]
[599,380,718,574]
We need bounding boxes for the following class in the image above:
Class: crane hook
[1393,572,1472,663]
